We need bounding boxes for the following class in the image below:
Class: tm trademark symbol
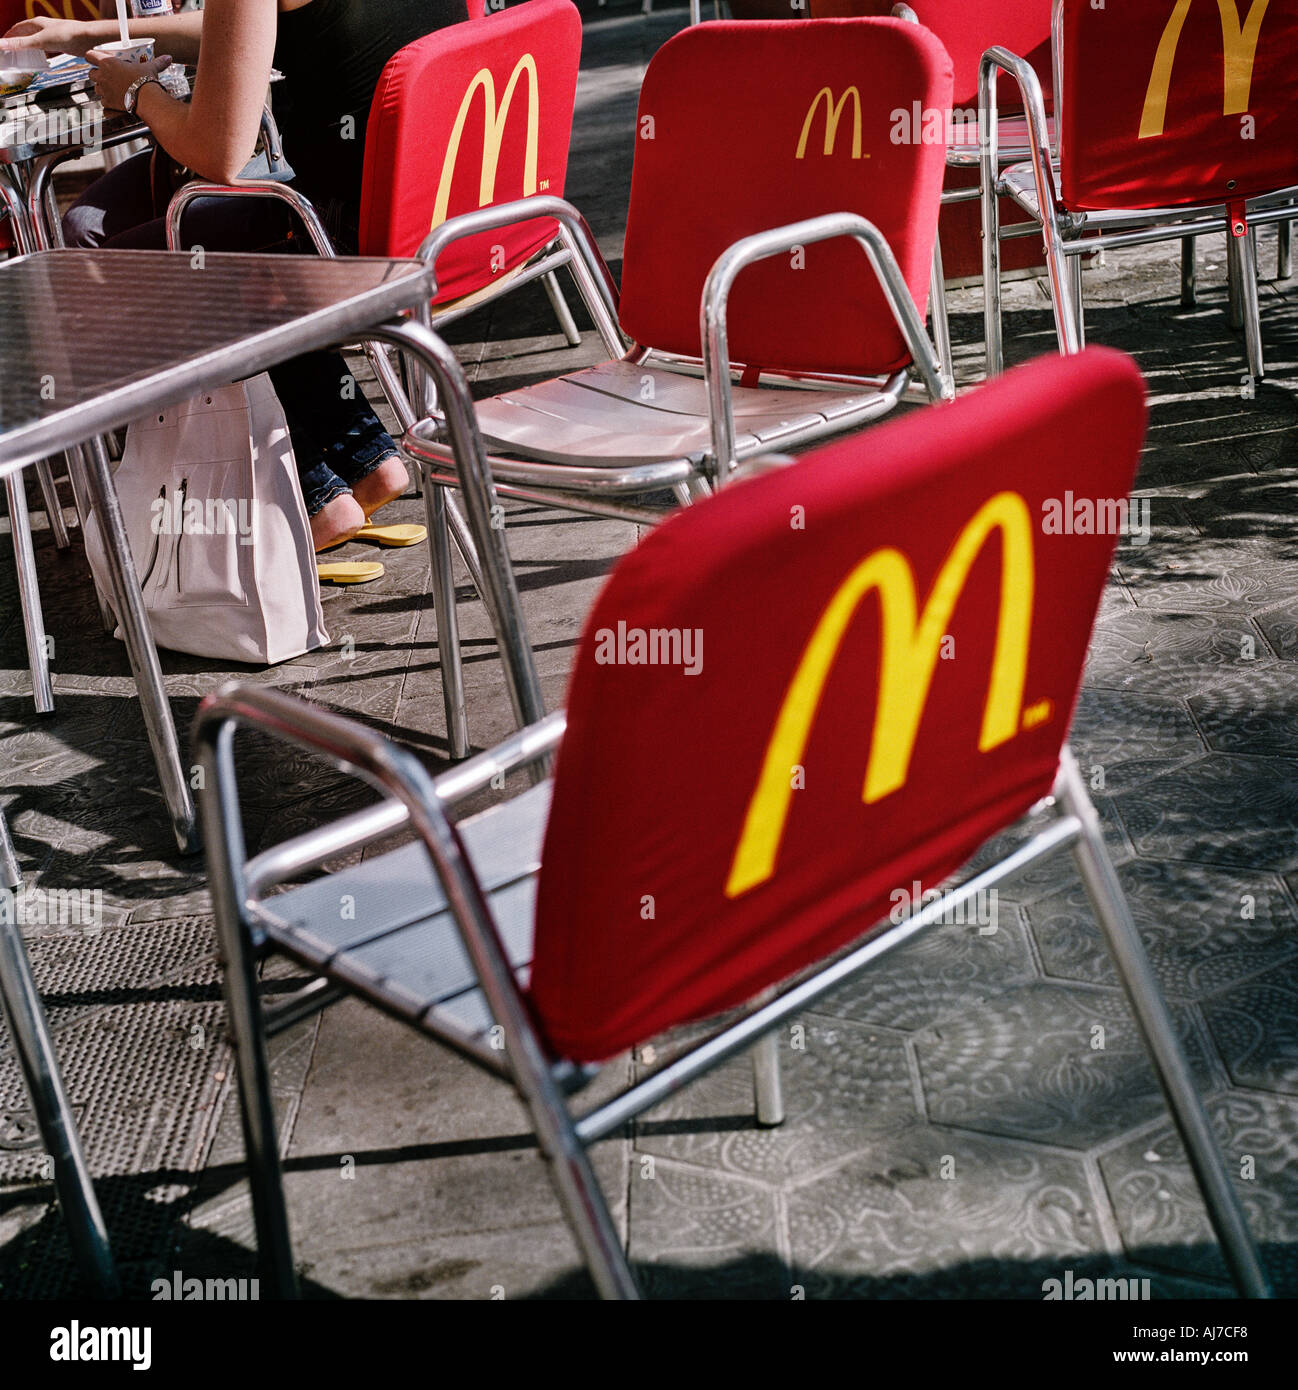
[1021,698,1053,731]
[539,179,550,190]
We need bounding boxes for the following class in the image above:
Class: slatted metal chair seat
[255,782,551,1041]
[472,359,907,472]
[945,112,1055,167]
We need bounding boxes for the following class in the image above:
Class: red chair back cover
[528,348,1147,1062]
[808,0,1053,110]
[616,19,953,377]
[358,0,581,304]
[1058,0,1298,211]
[0,1,98,24]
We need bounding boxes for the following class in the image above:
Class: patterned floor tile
[633,1016,916,1183]
[1028,859,1298,1001]
[1069,685,1206,794]
[787,1129,1104,1299]
[914,981,1215,1148]
[627,1164,786,1300]
[1099,1092,1298,1293]
[1111,754,1298,871]
[1201,974,1298,1097]
[1187,667,1298,754]
[1085,609,1269,696]
[815,906,1037,1033]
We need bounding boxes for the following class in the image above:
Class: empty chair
[811,0,1055,375]
[197,346,1268,1299]
[981,0,1298,382]
[401,15,954,748]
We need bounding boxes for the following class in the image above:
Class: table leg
[35,457,70,549]
[0,914,119,1296]
[0,806,19,889]
[79,434,198,854]
[0,164,37,256]
[5,473,54,716]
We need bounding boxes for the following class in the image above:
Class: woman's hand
[1,18,95,58]
[86,51,174,113]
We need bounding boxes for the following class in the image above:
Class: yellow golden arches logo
[25,1,99,17]
[1139,0,1271,139]
[795,86,864,159]
[430,54,540,231]
[725,491,1042,899]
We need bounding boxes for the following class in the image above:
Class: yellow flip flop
[316,560,385,585]
[354,522,427,547]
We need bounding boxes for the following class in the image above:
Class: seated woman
[1,0,467,563]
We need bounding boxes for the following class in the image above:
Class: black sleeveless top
[273,0,468,244]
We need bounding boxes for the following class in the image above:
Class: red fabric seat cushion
[528,348,1147,1062]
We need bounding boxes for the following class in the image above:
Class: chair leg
[1278,220,1292,280]
[979,144,1004,378]
[752,1029,784,1127]
[0,806,20,889]
[1068,251,1086,349]
[928,233,953,390]
[77,437,125,636]
[211,903,299,1297]
[0,914,119,1296]
[538,1119,640,1299]
[1181,236,1197,308]
[1042,207,1081,357]
[1229,228,1264,383]
[5,474,54,716]
[34,458,69,550]
[1055,757,1270,1299]
[1226,232,1244,330]
[423,479,470,760]
[542,270,582,349]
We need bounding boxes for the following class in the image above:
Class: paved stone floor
[3,5,1298,1299]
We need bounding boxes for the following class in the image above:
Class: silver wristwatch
[122,73,161,115]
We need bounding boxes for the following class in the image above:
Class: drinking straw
[115,0,130,44]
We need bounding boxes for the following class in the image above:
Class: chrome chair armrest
[257,105,288,175]
[205,691,562,899]
[164,178,336,256]
[418,194,624,355]
[978,45,1055,200]
[194,679,562,1097]
[978,46,1077,359]
[433,709,566,807]
[700,212,951,486]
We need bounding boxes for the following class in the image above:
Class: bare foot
[351,454,411,519]
[311,493,366,552]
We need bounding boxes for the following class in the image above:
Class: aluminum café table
[0,64,142,254]
[0,247,540,1296]
[0,247,538,854]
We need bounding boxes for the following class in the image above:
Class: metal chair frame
[392,198,949,750]
[163,149,593,764]
[0,806,118,1296]
[889,2,1058,384]
[978,44,1298,383]
[196,677,1271,1301]
[409,198,950,505]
